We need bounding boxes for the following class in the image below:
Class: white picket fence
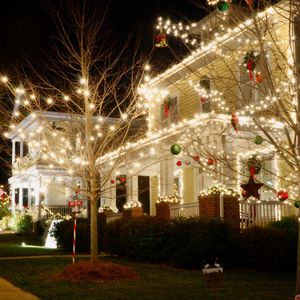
[169,200,297,228]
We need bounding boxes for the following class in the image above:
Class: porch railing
[239,201,297,228]
[169,200,297,228]
[169,202,199,218]
[43,206,73,218]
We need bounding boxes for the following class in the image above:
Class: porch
[169,200,297,228]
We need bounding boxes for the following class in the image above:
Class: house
[100,0,299,225]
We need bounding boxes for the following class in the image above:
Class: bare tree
[0,1,148,263]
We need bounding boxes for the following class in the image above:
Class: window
[160,95,179,125]
[199,78,212,113]
[239,50,270,105]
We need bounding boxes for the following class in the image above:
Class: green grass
[0,233,62,257]
[0,257,295,300]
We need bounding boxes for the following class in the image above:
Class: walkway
[0,278,39,300]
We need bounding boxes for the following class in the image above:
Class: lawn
[0,257,295,300]
[0,233,62,257]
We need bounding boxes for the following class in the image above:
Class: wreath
[247,155,262,176]
[244,51,259,80]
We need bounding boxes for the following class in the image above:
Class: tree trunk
[90,197,98,262]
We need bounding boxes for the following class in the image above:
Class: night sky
[0,0,207,183]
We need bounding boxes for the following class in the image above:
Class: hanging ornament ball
[277,190,289,201]
[176,161,182,167]
[170,144,182,155]
[254,135,263,145]
[207,157,215,165]
[193,155,200,161]
[294,201,300,208]
[255,73,263,83]
[217,1,229,12]
[110,179,115,184]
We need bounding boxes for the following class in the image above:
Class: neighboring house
[99,0,298,223]
[8,111,86,215]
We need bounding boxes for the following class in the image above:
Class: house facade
[100,0,298,221]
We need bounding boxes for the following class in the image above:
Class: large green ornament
[254,135,263,145]
[217,1,229,12]
[294,201,300,208]
[170,144,181,155]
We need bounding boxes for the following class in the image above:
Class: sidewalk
[0,278,39,300]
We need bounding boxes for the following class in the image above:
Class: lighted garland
[199,185,239,197]
[98,206,118,213]
[123,201,142,210]
[157,195,181,204]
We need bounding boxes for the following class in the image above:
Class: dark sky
[0,0,207,183]
[0,0,206,69]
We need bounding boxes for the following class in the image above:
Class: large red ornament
[255,73,263,83]
[193,155,200,161]
[176,161,182,166]
[231,113,239,133]
[277,190,289,201]
[207,158,215,165]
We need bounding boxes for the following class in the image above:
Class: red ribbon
[247,61,254,80]
[249,166,256,178]
[164,103,169,118]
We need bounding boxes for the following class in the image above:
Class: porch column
[126,175,139,203]
[19,188,23,210]
[160,158,174,196]
[20,140,24,158]
[102,179,117,210]
[11,187,16,215]
[12,141,16,163]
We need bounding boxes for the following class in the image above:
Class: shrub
[52,215,106,252]
[104,217,238,268]
[14,212,34,234]
[269,216,298,238]
[239,226,296,271]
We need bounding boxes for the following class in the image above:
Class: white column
[11,187,16,215]
[20,140,24,158]
[19,188,23,210]
[12,141,16,163]
[102,179,117,210]
[126,175,139,203]
[160,158,174,196]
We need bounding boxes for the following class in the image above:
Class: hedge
[53,215,298,271]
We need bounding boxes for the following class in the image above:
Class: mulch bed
[53,260,138,283]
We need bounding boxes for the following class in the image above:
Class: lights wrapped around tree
[170,143,182,155]
[244,51,259,81]
[123,201,142,210]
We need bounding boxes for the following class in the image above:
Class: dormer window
[199,77,211,113]
[239,50,270,105]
